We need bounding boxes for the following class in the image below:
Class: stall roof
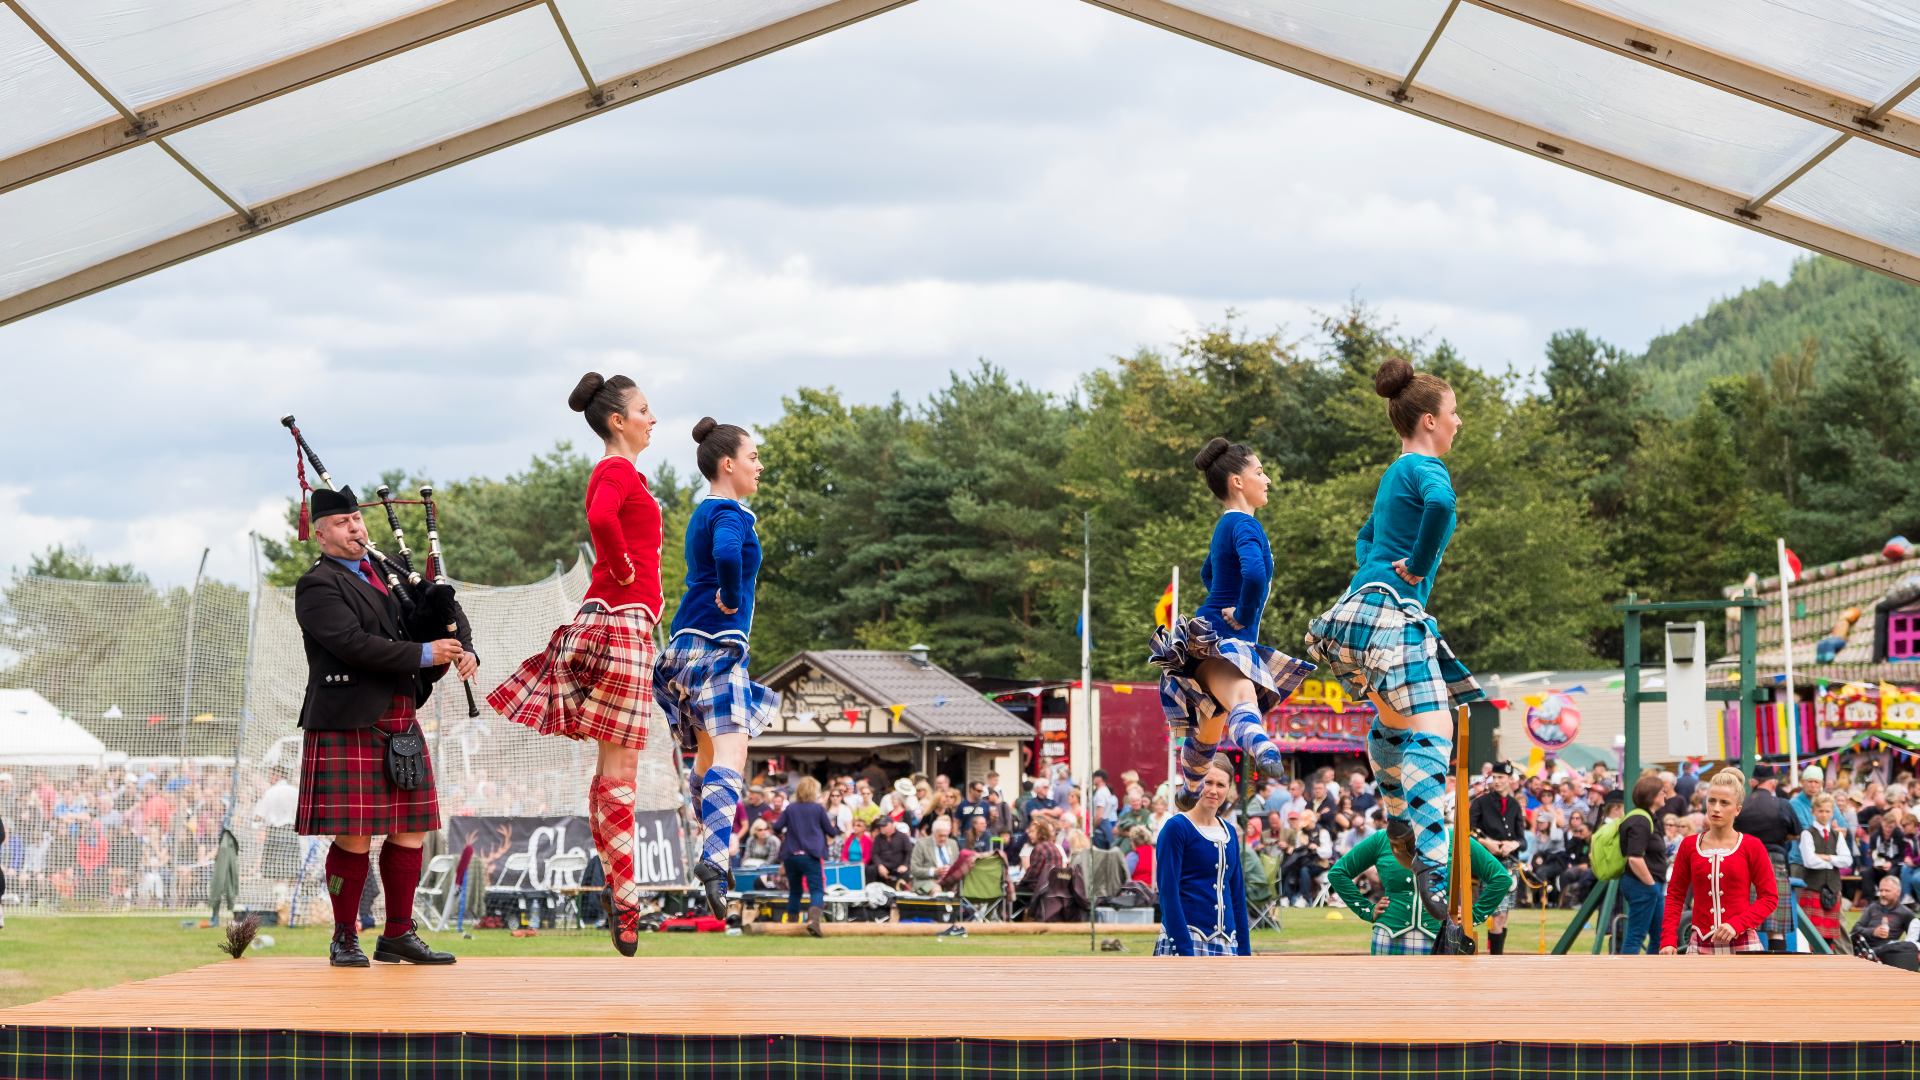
[4,0,1920,325]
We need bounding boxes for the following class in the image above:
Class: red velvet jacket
[1660,831,1777,950]
[583,456,663,620]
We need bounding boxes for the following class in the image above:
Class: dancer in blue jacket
[655,417,780,918]
[1149,437,1315,811]
[1305,357,1484,935]
[1154,753,1251,956]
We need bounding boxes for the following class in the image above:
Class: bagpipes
[282,415,481,717]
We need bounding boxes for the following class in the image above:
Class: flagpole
[1167,565,1179,797]
[1080,512,1094,839]
[1778,538,1800,778]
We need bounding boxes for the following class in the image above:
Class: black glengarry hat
[310,486,360,522]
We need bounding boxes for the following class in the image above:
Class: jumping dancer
[654,418,780,918]
[1304,357,1484,930]
[1149,438,1316,812]
[489,373,661,955]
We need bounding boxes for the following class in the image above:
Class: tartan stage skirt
[1153,927,1240,956]
[488,604,655,749]
[1303,585,1483,718]
[294,695,440,836]
[1371,923,1435,955]
[654,633,780,754]
[1148,615,1315,740]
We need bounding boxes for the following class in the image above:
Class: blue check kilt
[1148,616,1315,741]
[1371,923,1435,955]
[654,633,780,754]
[1154,928,1239,956]
[1761,848,1793,938]
[1303,585,1483,717]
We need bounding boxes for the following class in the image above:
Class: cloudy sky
[0,0,1801,587]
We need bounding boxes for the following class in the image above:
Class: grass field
[0,907,1586,1010]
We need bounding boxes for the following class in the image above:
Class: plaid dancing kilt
[294,695,440,836]
[1371,923,1436,955]
[487,604,654,749]
[654,633,780,753]
[1760,849,1793,938]
[1478,866,1517,915]
[1148,616,1315,740]
[1797,889,1843,942]
[1303,585,1483,717]
[1154,928,1239,956]
[1688,926,1763,954]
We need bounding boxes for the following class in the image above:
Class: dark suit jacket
[296,557,446,731]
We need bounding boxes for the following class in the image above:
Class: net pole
[175,547,211,761]
[222,534,264,834]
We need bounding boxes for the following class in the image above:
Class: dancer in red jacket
[1661,768,1778,954]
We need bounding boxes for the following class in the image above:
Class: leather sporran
[378,724,428,790]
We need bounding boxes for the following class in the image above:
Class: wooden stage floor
[6,954,1916,1041]
[5,955,1917,1078]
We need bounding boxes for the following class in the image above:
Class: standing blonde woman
[1661,769,1778,954]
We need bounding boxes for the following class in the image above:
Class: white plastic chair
[412,854,460,931]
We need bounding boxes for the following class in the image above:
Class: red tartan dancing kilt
[294,694,440,836]
[1798,889,1844,942]
[487,605,654,749]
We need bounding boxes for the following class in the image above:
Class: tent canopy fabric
[0,687,110,766]
[3,0,1920,326]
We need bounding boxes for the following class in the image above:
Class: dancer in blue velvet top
[1149,438,1315,811]
[1304,357,1485,947]
[1154,754,1251,956]
[654,417,781,920]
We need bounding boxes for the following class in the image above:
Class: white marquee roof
[3,0,1918,326]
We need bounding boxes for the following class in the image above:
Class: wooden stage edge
[4,955,1917,1044]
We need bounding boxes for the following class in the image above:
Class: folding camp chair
[412,854,460,932]
[959,853,1011,921]
[1245,849,1282,932]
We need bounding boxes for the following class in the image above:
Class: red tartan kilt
[486,606,654,749]
[294,695,441,836]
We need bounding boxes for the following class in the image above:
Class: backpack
[1591,808,1651,882]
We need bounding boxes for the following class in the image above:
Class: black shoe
[1253,753,1286,785]
[607,888,639,957]
[373,925,456,965]
[1174,785,1200,813]
[1410,853,1453,924]
[693,860,731,920]
[329,928,370,968]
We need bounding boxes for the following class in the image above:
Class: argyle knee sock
[1401,729,1454,872]
[324,845,370,934]
[1225,702,1280,766]
[589,775,641,914]
[699,766,745,870]
[1178,735,1219,796]
[1366,720,1408,819]
[378,841,423,938]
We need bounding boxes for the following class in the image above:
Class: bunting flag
[1782,544,1804,583]
[1153,582,1175,630]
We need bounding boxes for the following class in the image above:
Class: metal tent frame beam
[0,0,914,326]
[1468,0,1920,162]
[0,0,543,195]
[1078,0,1919,287]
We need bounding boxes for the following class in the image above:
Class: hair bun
[1373,357,1415,399]
[1192,436,1231,473]
[691,416,718,443]
[568,372,605,412]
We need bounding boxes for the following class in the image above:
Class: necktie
[358,559,390,595]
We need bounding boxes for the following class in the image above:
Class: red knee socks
[589,775,641,923]
[379,842,423,938]
[324,845,370,933]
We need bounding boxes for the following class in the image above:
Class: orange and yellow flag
[1153,582,1175,629]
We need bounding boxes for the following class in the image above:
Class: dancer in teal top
[1149,438,1315,811]
[1304,357,1484,945]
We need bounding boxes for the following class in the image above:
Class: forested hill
[1632,257,1920,414]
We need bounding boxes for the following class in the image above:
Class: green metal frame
[1550,592,1770,954]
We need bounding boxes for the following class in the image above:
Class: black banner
[447,811,683,889]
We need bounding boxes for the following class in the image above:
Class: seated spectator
[909,816,962,894]
[1123,825,1155,888]
[1147,796,1172,839]
[1116,790,1152,837]
[867,815,912,888]
[840,816,873,864]
[962,814,994,853]
[738,819,778,869]
[1018,818,1063,897]
[1277,809,1332,907]
[1347,770,1376,815]
[1851,874,1920,971]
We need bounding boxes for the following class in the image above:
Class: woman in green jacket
[1328,827,1511,954]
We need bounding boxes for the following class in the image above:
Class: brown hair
[1373,357,1452,440]
[1631,773,1664,813]
[1193,437,1257,500]
[568,372,638,440]
[1029,818,1057,842]
[692,417,751,480]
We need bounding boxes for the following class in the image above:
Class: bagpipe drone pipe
[281,415,481,716]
